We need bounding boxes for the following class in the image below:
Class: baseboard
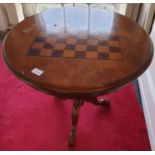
[138,70,155,150]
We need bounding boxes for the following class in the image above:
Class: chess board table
[3,7,153,146]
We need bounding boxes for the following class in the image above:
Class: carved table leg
[69,99,83,146]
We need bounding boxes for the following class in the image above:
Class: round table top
[3,7,153,97]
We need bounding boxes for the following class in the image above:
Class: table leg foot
[69,127,75,146]
[91,98,110,106]
[69,99,83,146]
[97,98,110,105]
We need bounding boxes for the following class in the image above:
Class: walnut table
[3,7,153,146]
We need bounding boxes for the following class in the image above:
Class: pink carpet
[0,44,151,150]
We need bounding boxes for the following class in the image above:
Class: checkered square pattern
[27,30,123,61]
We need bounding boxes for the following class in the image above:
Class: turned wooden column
[69,99,83,146]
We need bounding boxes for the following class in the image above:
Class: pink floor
[0,44,151,150]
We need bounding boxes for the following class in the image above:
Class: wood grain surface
[3,7,154,98]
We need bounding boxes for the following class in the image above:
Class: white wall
[5,3,24,25]
[138,4,155,33]
[22,4,39,17]
[0,5,9,31]
[138,15,155,151]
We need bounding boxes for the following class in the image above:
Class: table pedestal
[69,98,110,146]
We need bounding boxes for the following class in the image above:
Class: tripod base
[68,97,110,146]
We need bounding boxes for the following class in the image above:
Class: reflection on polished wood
[3,6,153,146]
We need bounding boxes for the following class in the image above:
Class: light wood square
[32,42,44,49]
[40,49,52,56]
[109,53,122,60]
[67,39,77,44]
[87,40,98,45]
[63,50,75,58]
[97,46,109,53]
[54,44,66,50]
[109,41,119,47]
[98,35,108,40]
[38,32,48,38]
[46,37,56,43]
[76,45,87,51]
[78,34,88,39]
[86,52,98,59]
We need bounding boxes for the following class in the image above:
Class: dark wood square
[28,30,123,61]
[98,53,109,59]
[65,44,75,50]
[77,39,87,44]
[68,34,77,39]
[56,38,66,44]
[109,46,121,52]
[27,48,41,56]
[109,35,119,41]
[43,43,54,49]
[52,50,63,57]
[75,51,86,58]
[88,35,97,39]
[98,40,108,45]
[35,37,46,42]
[87,45,97,51]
